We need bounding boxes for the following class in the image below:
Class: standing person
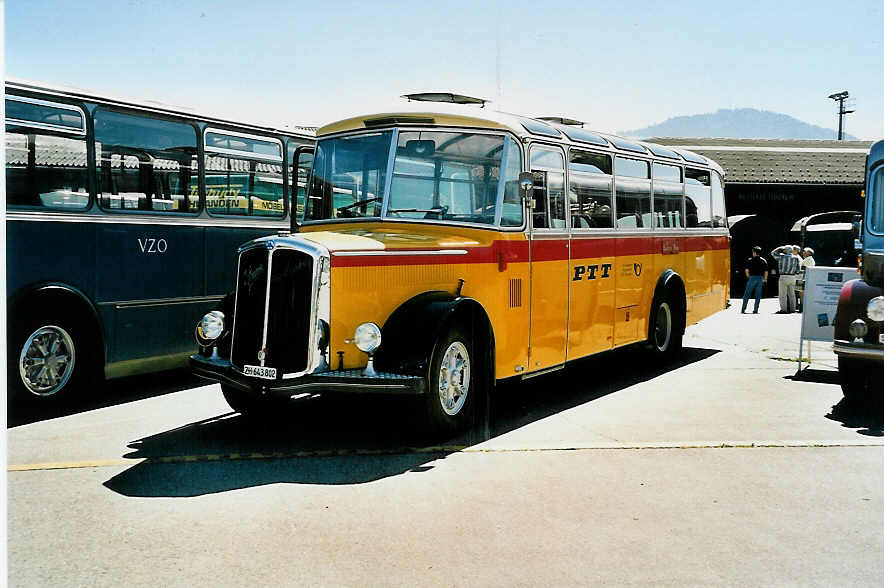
[797,247,815,312]
[771,245,800,313]
[741,246,768,314]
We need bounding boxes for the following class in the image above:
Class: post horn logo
[633,263,642,277]
[257,348,267,362]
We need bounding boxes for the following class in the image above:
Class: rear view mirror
[405,140,435,157]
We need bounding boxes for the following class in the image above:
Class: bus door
[527,145,569,372]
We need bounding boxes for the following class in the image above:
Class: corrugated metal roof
[645,137,872,184]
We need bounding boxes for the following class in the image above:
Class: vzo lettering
[138,237,168,254]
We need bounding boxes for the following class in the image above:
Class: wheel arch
[8,282,107,366]
[375,290,495,378]
[650,269,687,338]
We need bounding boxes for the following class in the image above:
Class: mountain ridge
[621,108,855,140]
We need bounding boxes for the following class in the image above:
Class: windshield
[869,166,884,234]
[304,129,523,227]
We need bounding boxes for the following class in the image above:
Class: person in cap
[771,244,801,313]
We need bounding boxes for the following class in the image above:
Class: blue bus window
[5,131,90,209]
[94,109,199,213]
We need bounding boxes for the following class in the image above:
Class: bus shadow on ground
[8,369,204,428]
[103,345,719,498]
[826,397,884,438]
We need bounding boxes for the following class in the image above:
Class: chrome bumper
[190,354,426,397]
[833,339,884,361]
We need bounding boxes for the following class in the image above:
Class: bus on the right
[833,139,884,399]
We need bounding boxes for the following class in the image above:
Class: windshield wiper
[337,197,381,212]
[388,207,447,214]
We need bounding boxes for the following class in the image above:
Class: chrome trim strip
[6,211,289,228]
[5,95,87,135]
[833,341,884,360]
[99,295,224,308]
[331,249,468,257]
[259,247,275,367]
[229,248,245,366]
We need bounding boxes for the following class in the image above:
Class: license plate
[243,365,276,380]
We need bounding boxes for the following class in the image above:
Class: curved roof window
[560,126,608,147]
[605,135,648,154]
[675,148,707,164]
[645,143,681,160]
[520,118,562,138]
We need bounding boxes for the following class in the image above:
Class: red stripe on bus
[331,235,727,267]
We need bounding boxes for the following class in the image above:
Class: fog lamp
[196,311,225,345]
[867,297,884,322]
[849,319,868,340]
[354,322,382,353]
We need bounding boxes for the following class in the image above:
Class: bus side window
[652,162,683,229]
[94,109,199,213]
[685,167,712,228]
[530,146,566,230]
[204,130,284,217]
[5,98,90,210]
[615,156,651,228]
[710,171,727,228]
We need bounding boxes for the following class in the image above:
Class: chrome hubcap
[19,325,76,396]
[438,341,470,416]
[655,303,672,351]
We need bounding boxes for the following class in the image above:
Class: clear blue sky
[5,0,883,139]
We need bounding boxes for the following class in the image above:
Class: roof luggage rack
[401,92,488,107]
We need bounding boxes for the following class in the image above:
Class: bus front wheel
[9,312,98,409]
[838,357,880,400]
[422,325,475,436]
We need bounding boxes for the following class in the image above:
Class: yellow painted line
[8,441,882,472]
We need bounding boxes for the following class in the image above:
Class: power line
[827,91,855,140]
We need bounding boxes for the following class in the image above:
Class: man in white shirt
[797,247,816,311]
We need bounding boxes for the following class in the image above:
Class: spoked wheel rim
[654,302,672,352]
[19,325,76,396]
[437,341,470,416]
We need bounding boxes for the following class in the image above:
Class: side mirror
[519,171,535,209]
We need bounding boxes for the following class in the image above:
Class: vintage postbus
[834,138,884,398]
[6,80,315,408]
[189,94,729,433]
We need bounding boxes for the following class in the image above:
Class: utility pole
[827,91,855,140]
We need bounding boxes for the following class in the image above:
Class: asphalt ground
[6,298,883,587]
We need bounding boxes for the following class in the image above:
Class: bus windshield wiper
[387,207,446,214]
[337,197,381,212]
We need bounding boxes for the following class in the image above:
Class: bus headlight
[354,322,382,354]
[867,297,884,322]
[849,319,868,340]
[196,311,225,345]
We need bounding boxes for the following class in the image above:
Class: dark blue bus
[5,80,315,408]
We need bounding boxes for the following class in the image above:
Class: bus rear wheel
[649,295,683,359]
[9,312,98,410]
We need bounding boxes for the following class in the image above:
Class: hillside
[621,108,854,140]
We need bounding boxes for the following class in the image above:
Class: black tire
[221,383,285,419]
[648,293,683,360]
[8,310,100,410]
[422,326,476,437]
[838,357,880,400]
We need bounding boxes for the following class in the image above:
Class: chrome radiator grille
[230,246,315,375]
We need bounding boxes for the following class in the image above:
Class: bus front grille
[265,249,314,374]
[230,246,315,375]
[231,247,269,369]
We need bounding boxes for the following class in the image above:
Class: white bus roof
[316,100,723,175]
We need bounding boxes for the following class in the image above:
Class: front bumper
[190,354,426,397]
[833,339,884,362]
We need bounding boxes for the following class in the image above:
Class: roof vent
[401,93,488,107]
[537,116,584,127]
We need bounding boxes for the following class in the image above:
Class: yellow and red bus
[190,94,729,434]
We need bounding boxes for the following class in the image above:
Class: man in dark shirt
[741,246,769,314]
